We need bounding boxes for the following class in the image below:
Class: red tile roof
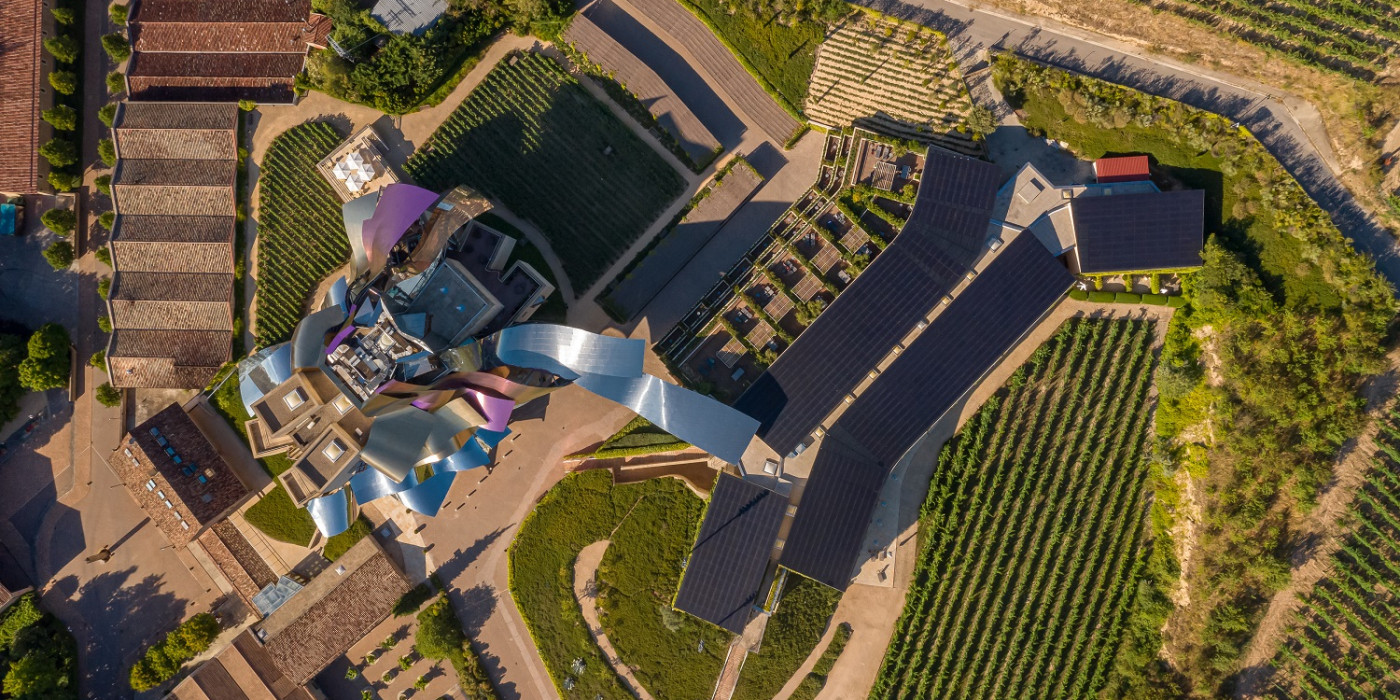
[132,0,311,23]
[1093,155,1151,184]
[131,20,330,53]
[0,0,43,193]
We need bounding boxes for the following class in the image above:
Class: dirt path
[1233,356,1400,698]
[573,540,657,700]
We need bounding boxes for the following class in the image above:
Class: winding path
[572,540,656,700]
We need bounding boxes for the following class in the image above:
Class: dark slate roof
[114,101,239,131]
[114,159,237,187]
[114,215,235,243]
[132,0,312,23]
[1071,190,1205,274]
[673,474,787,633]
[779,232,1073,590]
[111,271,233,302]
[734,148,1002,457]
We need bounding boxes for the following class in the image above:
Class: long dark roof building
[1070,189,1205,274]
[673,473,788,633]
[127,0,331,103]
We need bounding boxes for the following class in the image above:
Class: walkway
[854,0,1400,288]
[573,540,656,700]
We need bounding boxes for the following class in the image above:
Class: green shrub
[98,138,116,166]
[101,33,130,62]
[18,323,71,391]
[40,208,76,236]
[393,582,435,617]
[0,595,77,696]
[1166,295,1188,308]
[1069,288,1089,300]
[1142,293,1169,305]
[416,596,500,699]
[97,315,111,333]
[97,104,117,129]
[43,241,75,271]
[41,105,77,131]
[95,174,112,196]
[50,7,75,24]
[47,70,77,95]
[95,383,122,407]
[48,171,80,192]
[322,516,371,562]
[128,613,220,691]
[98,277,111,299]
[238,99,257,111]
[1114,292,1142,303]
[39,139,78,168]
[98,211,115,230]
[109,3,128,25]
[94,246,112,266]
[106,71,126,94]
[89,351,107,370]
[1087,290,1115,303]
[43,35,79,63]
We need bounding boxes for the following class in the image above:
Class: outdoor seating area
[315,125,400,202]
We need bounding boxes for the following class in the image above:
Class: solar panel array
[734,150,1003,457]
[673,473,789,633]
[779,232,1073,589]
[1071,190,1205,273]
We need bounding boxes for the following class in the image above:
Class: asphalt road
[853,0,1400,289]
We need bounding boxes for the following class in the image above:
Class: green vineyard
[872,317,1159,700]
[1267,406,1400,698]
[405,51,686,291]
[1132,0,1398,80]
[254,122,349,347]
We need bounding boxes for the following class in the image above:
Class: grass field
[873,317,1158,699]
[322,516,372,562]
[732,574,841,699]
[678,0,824,110]
[595,478,729,699]
[1266,407,1400,698]
[254,121,349,347]
[406,51,685,291]
[509,471,726,699]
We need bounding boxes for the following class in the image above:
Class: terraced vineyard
[1132,0,1399,80]
[1266,406,1400,698]
[808,15,977,154]
[873,317,1158,699]
[405,51,685,290]
[254,122,349,347]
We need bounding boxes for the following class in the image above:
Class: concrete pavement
[854,0,1400,289]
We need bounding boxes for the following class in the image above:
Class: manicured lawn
[406,52,685,291]
[509,470,727,699]
[322,515,372,562]
[732,574,841,699]
[680,0,823,111]
[244,484,316,546]
[595,478,729,700]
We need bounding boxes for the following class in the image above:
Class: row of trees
[127,614,220,691]
[0,323,73,424]
[0,594,77,698]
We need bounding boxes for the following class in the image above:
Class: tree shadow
[53,567,188,699]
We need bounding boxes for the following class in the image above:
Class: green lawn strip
[788,622,852,700]
[244,485,316,546]
[406,52,685,291]
[595,478,729,700]
[673,0,825,115]
[323,516,373,562]
[568,416,689,459]
[732,575,841,699]
[508,470,645,699]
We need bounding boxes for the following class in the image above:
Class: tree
[50,6,75,24]
[101,33,131,62]
[95,383,122,407]
[238,99,257,112]
[95,174,112,196]
[94,246,112,266]
[41,104,77,131]
[98,211,115,230]
[97,277,111,299]
[965,104,998,136]
[18,324,70,392]
[97,316,112,333]
[109,3,128,25]
[105,71,126,94]
[38,139,77,168]
[98,103,118,128]
[42,241,74,270]
[47,70,77,95]
[40,208,76,236]
[98,139,116,167]
[0,335,27,423]
[43,35,79,63]
[47,171,80,193]
[89,350,106,370]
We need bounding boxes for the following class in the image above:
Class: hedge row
[1070,289,1186,307]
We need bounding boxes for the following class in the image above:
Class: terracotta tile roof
[113,185,235,217]
[112,271,233,302]
[112,240,234,274]
[109,329,231,364]
[109,357,226,389]
[0,0,43,193]
[132,0,312,23]
[113,403,250,545]
[113,215,235,244]
[168,630,313,700]
[129,51,308,78]
[127,79,298,105]
[114,102,239,131]
[1093,155,1151,183]
[115,129,237,161]
[132,21,328,53]
[259,538,409,685]
[197,522,276,613]
[307,14,332,48]
[114,159,236,187]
